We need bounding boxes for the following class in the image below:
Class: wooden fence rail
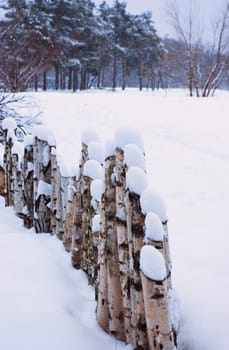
[1,118,178,350]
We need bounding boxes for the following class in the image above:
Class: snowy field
[1,88,229,349]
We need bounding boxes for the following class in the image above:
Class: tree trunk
[112,52,117,90]
[115,148,131,343]
[0,166,5,196]
[54,63,59,90]
[141,272,176,350]
[71,178,83,269]
[12,152,24,218]
[43,71,47,91]
[105,155,125,341]
[34,74,38,92]
[126,192,149,349]
[73,68,78,92]
[122,55,127,90]
[96,192,109,333]
[68,68,72,90]
[3,129,14,206]
[33,138,51,233]
[63,176,76,252]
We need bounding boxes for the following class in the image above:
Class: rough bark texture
[81,174,94,284]
[12,153,24,218]
[0,166,5,196]
[126,192,149,350]
[163,222,172,290]
[63,176,76,252]
[105,156,125,341]
[4,130,14,206]
[96,192,109,333]
[23,144,34,228]
[33,138,51,233]
[71,179,83,269]
[58,175,70,239]
[50,148,58,235]
[141,272,176,350]
[115,148,131,343]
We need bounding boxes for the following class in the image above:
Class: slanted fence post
[33,134,52,233]
[3,122,16,207]
[23,136,34,228]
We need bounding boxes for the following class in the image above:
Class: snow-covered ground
[1,88,229,349]
[0,197,130,350]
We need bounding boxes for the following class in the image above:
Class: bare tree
[167,0,229,96]
[167,0,202,96]
[202,2,229,96]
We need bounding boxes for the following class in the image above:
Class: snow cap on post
[115,127,144,152]
[81,128,100,145]
[124,143,145,170]
[2,117,17,130]
[32,125,56,146]
[90,179,105,202]
[88,142,104,164]
[140,188,168,223]
[83,159,105,181]
[140,245,166,281]
[126,166,148,196]
[145,212,164,242]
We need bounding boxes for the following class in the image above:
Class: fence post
[33,135,52,233]
[115,147,132,343]
[104,154,125,341]
[23,136,34,228]
[63,176,76,251]
[11,143,24,218]
[140,245,176,350]
[125,191,149,349]
[3,122,16,206]
[96,191,109,333]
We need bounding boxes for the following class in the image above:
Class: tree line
[0,0,163,92]
[0,0,228,95]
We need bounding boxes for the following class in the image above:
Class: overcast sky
[93,0,228,41]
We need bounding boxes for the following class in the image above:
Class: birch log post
[126,191,149,350]
[115,147,131,343]
[63,176,77,252]
[11,148,24,218]
[55,173,70,240]
[140,189,172,290]
[71,141,89,269]
[23,137,34,228]
[140,245,176,350]
[81,172,94,283]
[3,127,15,206]
[33,136,52,233]
[71,177,83,269]
[103,155,125,341]
[50,146,58,235]
[96,192,109,333]
[0,166,4,196]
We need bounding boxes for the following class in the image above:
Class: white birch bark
[23,143,34,228]
[96,192,109,333]
[141,272,176,350]
[115,148,131,343]
[126,191,149,350]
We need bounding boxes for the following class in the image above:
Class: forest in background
[0,0,228,96]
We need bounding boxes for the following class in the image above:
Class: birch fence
[1,118,178,350]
